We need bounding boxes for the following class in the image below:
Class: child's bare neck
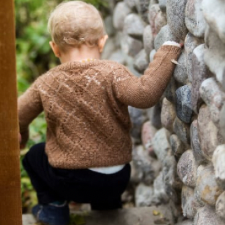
[59,45,101,64]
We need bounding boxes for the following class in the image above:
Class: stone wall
[103,0,225,224]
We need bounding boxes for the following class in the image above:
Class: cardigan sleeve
[18,78,43,145]
[112,45,181,108]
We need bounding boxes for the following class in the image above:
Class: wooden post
[0,1,22,224]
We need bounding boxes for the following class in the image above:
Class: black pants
[22,143,131,210]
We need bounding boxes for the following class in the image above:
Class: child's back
[19,60,133,169]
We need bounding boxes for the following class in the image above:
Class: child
[18,1,181,225]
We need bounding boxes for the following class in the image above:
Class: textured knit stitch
[18,45,181,169]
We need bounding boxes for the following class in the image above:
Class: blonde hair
[48,1,105,50]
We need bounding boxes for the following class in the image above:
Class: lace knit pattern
[18,45,181,169]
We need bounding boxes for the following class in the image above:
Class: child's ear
[49,41,61,58]
[98,35,108,53]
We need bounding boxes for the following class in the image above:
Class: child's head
[48,1,106,52]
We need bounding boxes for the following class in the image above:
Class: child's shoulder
[36,60,132,82]
[50,60,131,75]
[31,68,56,88]
[97,60,132,74]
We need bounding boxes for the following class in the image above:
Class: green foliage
[20,112,47,211]
[16,0,109,212]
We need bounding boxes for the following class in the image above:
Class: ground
[23,205,174,225]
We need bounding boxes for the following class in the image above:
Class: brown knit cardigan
[18,45,181,169]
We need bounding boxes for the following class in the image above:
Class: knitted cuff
[163,41,181,48]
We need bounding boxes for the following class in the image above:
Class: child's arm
[112,44,181,108]
[18,79,43,147]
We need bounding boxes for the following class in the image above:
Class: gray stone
[167,0,188,41]
[204,26,225,89]
[125,55,142,77]
[200,77,225,125]
[108,50,126,64]
[184,33,204,83]
[154,25,173,50]
[194,165,205,203]
[128,106,146,142]
[202,0,225,44]
[196,165,223,206]
[101,37,117,60]
[113,2,131,31]
[149,49,156,62]
[173,50,188,85]
[159,0,167,12]
[219,104,225,139]
[22,214,36,225]
[135,0,150,23]
[147,103,162,129]
[176,85,193,124]
[176,221,193,225]
[161,98,176,131]
[223,70,225,91]
[121,35,143,57]
[155,12,167,35]
[170,134,185,156]
[198,105,220,160]
[130,161,139,184]
[104,16,116,37]
[153,172,170,203]
[163,155,182,194]
[152,128,171,162]
[124,0,136,9]
[132,145,161,185]
[190,120,206,165]
[212,145,225,188]
[216,191,225,220]
[106,0,116,13]
[143,25,154,58]
[182,186,203,219]
[191,44,211,113]
[134,49,149,73]
[135,183,154,206]
[150,0,159,6]
[124,13,145,38]
[185,0,206,38]
[149,4,167,37]
[164,77,177,103]
[114,32,123,49]
[177,150,197,187]
[141,121,157,155]
[173,117,190,145]
[194,205,225,225]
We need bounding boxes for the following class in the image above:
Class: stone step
[23,205,174,225]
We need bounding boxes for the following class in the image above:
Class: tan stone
[198,105,220,160]
[196,165,223,206]
[177,150,197,187]
[182,186,203,219]
[161,98,176,131]
[141,121,157,155]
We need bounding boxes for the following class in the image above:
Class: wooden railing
[0,0,22,224]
